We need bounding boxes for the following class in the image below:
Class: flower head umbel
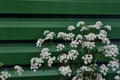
[56,44,65,51]
[77,21,85,27]
[103,44,119,58]
[67,25,75,31]
[30,57,44,72]
[105,25,111,30]
[100,64,108,76]
[82,54,93,65]
[84,33,96,41]
[40,48,51,59]
[14,65,24,75]
[0,71,11,80]
[48,56,56,67]
[36,39,44,47]
[82,41,95,49]
[59,66,72,77]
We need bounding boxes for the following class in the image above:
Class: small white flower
[117,70,120,74]
[76,34,83,40]
[77,21,85,27]
[40,48,51,59]
[105,25,111,30]
[70,40,79,48]
[84,33,96,41]
[94,21,103,29]
[97,33,107,40]
[56,44,65,51]
[96,73,105,80]
[80,26,89,31]
[43,30,50,35]
[36,39,44,47]
[100,64,108,76]
[59,66,72,77]
[14,65,24,75]
[75,34,83,43]
[67,25,75,31]
[30,57,44,72]
[68,50,79,60]
[99,30,108,36]
[96,21,103,26]
[114,75,120,80]
[67,33,75,41]
[57,54,68,63]
[108,60,119,71]
[45,32,55,40]
[57,32,68,40]
[97,30,110,44]
[77,66,95,73]
[82,41,95,49]
[87,25,95,28]
[0,71,11,80]
[103,44,119,58]
[82,54,93,64]
[48,56,56,67]
[72,74,83,80]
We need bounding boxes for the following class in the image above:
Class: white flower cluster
[77,66,95,74]
[59,66,72,77]
[33,21,119,80]
[94,21,103,29]
[67,33,75,41]
[97,30,110,44]
[30,57,44,72]
[103,44,119,58]
[114,75,120,80]
[105,25,111,30]
[80,21,111,32]
[48,56,56,67]
[100,64,108,76]
[75,34,83,43]
[0,71,11,80]
[67,25,75,31]
[57,50,79,63]
[70,40,79,48]
[36,39,44,47]
[56,44,65,51]
[80,21,103,31]
[80,26,89,31]
[43,30,56,40]
[43,30,50,35]
[68,50,79,60]
[96,73,105,80]
[108,60,119,71]
[72,74,83,80]
[45,31,55,40]
[114,71,120,80]
[82,41,95,49]
[57,32,75,41]
[36,30,56,47]
[30,48,56,71]
[74,65,97,80]
[84,33,96,41]
[40,48,51,59]
[14,65,24,75]
[76,21,85,27]
[82,54,93,64]
[57,54,68,63]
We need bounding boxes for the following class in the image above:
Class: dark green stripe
[0,18,120,40]
[0,0,120,14]
[0,42,120,65]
